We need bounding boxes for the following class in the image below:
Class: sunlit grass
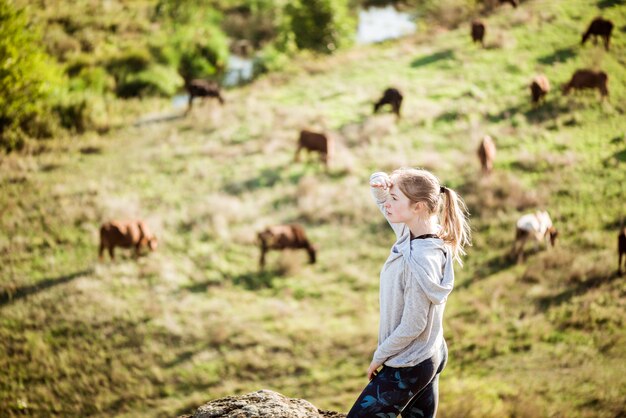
[1,0,626,416]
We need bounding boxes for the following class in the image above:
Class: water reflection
[356,5,417,44]
[223,54,255,87]
[172,4,417,102]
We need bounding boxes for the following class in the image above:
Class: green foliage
[407,0,481,28]
[69,66,115,95]
[2,0,626,416]
[116,65,183,98]
[284,0,354,53]
[220,0,288,47]
[105,48,152,81]
[255,43,292,73]
[0,0,63,150]
[175,24,230,82]
[52,91,106,133]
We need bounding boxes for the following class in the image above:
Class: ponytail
[439,186,471,265]
[392,167,472,265]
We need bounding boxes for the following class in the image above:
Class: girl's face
[384,183,418,224]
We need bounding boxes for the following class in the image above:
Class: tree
[0,0,62,150]
[284,0,354,54]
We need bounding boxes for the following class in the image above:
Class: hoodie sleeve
[372,273,431,365]
[370,172,407,239]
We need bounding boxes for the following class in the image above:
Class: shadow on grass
[326,168,350,180]
[133,112,185,127]
[175,404,199,418]
[597,0,625,8]
[80,146,102,155]
[610,148,626,163]
[610,134,625,145]
[163,350,197,369]
[225,162,340,195]
[534,272,619,311]
[0,268,93,307]
[232,269,281,290]
[485,104,524,123]
[182,279,224,293]
[486,101,569,124]
[434,110,462,124]
[523,100,570,124]
[411,49,454,68]
[604,215,625,231]
[537,47,577,65]
[224,167,282,194]
[457,254,514,289]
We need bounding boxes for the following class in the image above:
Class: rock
[180,389,346,418]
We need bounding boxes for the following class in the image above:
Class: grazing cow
[257,224,317,269]
[471,20,486,47]
[561,69,609,98]
[294,130,333,169]
[582,17,614,51]
[530,74,550,105]
[99,220,158,261]
[499,0,518,8]
[373,87,403,118]
[511,211,558,263]
[185,79,225,115]
[618,227,626,276]
[477,135,496,174]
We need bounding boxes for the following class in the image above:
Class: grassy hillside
[1,0,625,417]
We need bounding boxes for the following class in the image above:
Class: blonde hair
[391,167,471,265]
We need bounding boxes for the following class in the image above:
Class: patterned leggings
[346,344,448,418]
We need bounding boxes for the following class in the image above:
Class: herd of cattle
[98,3,626,276]
[473,16,612,103]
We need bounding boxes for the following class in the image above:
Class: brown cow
[618,227,626,276]
[582,17,614,51]
[257,224,317,269]
[499,0,518,7]
[530,74,550,105]
[294,130,333,169]
[471,20,486,47]
[185,79,225,115]
[562,69,609,98]
[374,87,403,118]
[477,135,496,174]
[99,220,158,260]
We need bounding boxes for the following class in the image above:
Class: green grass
[1,0,626,416]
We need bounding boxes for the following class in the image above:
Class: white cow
[511,211,558,263]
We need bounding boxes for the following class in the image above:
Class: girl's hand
[367,360,382,381]
[370,177,393,190]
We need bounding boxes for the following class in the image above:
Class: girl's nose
[384,201,391,208]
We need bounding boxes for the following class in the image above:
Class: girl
[346,168,471,418]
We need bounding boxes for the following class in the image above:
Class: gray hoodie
[370,172,454,368]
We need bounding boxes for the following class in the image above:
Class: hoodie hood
[392,232,454,305]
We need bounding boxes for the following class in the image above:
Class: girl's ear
[412,201,424,213]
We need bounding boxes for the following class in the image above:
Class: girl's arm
[370,172,407,239]
[372,273,430,365]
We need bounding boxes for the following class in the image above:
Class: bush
[52,92,107,133]
[65,53,97,77]
[43,23,81,60]
[407,0,480,28]
[105,48,152,80]
[69,67,115,95]
[116,65,183,98]
[284,0,354,53]
[255,43,292,73]
[175,25,229,82]
[221,1,285,47]
[0,0,64,151]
